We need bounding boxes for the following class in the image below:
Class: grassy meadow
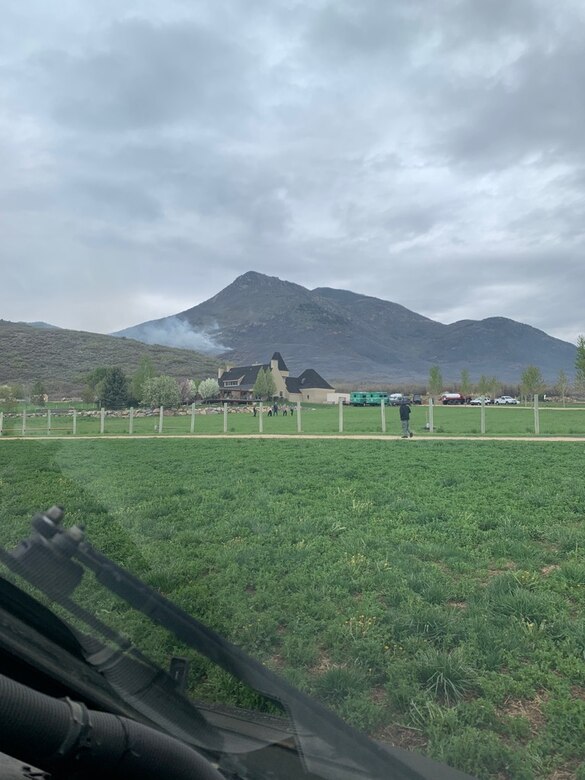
[0,437,584,779]
[1,402,585,437]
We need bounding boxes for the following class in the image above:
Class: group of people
[252,403,294,418]
[251,399,413,438]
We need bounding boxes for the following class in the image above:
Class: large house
[218,352,334,404]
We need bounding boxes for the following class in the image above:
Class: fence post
[224,402,228,433]
[22,410,26,437]
[158,406,163,434]
[259,402,263,433]
[297,400,302,433]
[47,408,51,436]
[190,403,195,434]
[100,408,105,434]
[129,407,134,435]
[428,398,434,433]
[381,398,386,433]
[73,409,77,436]
[481,398,486,434]
[338,397,344,433]
[0,412,3,435]
[534,394,540,435]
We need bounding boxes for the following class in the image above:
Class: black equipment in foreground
[0,507,476,780]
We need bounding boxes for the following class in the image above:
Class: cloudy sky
[1,0,584,344]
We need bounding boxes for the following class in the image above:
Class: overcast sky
[1,0,584,344]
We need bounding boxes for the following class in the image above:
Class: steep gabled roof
[298,369,333,390]
[219,363,268,389]
[284,376,301,394]
[271,352,288,372]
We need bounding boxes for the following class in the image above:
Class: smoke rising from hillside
[116,317,229,354]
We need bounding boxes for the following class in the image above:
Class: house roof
[271,352,288,372]
[219,355,333,394]
[298,369,333,390]
[219,363,268,389]
[284,376,301,394]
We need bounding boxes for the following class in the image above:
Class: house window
[223,380,239,387]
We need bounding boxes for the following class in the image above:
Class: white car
[494,395,519,405]
[469,396,491,405]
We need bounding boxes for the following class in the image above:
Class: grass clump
[414,648,476,705]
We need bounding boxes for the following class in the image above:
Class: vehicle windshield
[1,3,585,780]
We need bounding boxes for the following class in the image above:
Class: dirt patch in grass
[310,650,346,674]
[447,600,468,609]
[541,565,560,576]
[374,722,427,752]
[370,686,387,704]
[570,685,585,700]
[267,653,286,671]
[548,761,582,780]
[499,692,547,735]
[487,562,517,576]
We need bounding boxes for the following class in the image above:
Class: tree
[427,366,443,399]
[98,367,130,410]
[82,367,109,405]
[179,379,198,404]
[476,375,490,396]
[575,335,585,398]
[141,375,181,407]
[253,368,276,400]
[131,357,155,404]
[31,380,46,406]
[0,385,18,412]
[520,366,545,401]
[556,369,570,407]
[197,377,220,401]
[459,369,472,398]
[487,376,501,401]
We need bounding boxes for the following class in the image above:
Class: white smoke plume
[115,317,229,354]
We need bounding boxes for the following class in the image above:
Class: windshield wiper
[1,508,476,780]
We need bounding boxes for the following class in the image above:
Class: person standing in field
[399,399,413,438]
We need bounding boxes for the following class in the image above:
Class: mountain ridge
[114,272,576,384]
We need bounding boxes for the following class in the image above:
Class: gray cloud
[0,0,583,344]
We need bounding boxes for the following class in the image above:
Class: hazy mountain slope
[0,321,220,395]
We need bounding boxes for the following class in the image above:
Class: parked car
[412,394,423,405]
[440,392,466,405]
[469,396,492,405]
[494,395,519,405]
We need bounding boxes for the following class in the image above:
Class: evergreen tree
[98,367,129,410]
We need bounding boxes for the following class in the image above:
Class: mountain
[115,271,577,384]
[0,321,221,395]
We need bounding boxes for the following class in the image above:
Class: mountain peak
[114,273,577,383]
[232,271,284,287]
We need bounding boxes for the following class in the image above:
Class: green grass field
[1,438,584,779]
[2,402,585,437]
